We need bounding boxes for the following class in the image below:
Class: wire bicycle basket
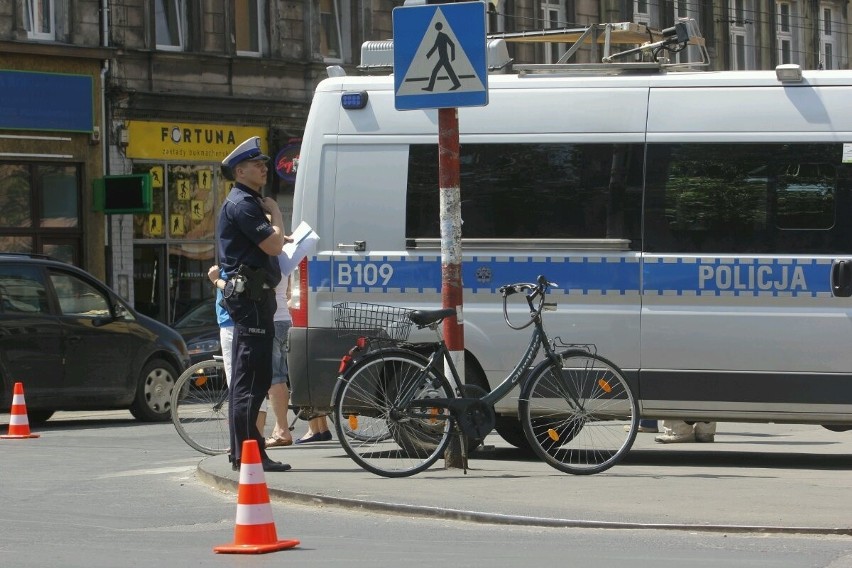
[333,302,414,342]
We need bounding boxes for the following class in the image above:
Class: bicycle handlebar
[499,275,559,330]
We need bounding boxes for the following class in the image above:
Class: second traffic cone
[1,382,40,440]
[214,439,299,554]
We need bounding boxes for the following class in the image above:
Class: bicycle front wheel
[333,349,454,478]
[519,349,638,475]
[171,359,230,455]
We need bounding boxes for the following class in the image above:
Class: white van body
[289,65,852,444]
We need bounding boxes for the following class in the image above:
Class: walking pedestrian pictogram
[393,2,488,110]
[422,22,461,92]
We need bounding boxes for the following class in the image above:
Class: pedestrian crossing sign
[393,1,488,111]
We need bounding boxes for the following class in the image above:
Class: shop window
[0,162,81,260]
[0,164,33,228]
[39,165,79,228]
[320,0,350,62]
[156,0,187,51]
[24,0,55,41]
[133,163,220,240]
[235,0,265,56]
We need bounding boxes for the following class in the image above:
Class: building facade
[1,0,848,324]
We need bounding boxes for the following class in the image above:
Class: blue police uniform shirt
[216,182,282,288]
[215,268,232,327]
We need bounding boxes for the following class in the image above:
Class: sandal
[265,435,293,448]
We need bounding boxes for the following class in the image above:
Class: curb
[196,464,852,537]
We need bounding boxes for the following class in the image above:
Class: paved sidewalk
[197,422,852,535]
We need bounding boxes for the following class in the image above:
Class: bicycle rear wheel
[171,359,230,455]
[519,349,638,475]
[333,349,454,478]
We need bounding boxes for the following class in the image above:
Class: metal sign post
[393,1,488,468]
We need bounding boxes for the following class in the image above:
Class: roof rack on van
[353,18,707,79]
[357,38,513,74]
[492,18,709,76]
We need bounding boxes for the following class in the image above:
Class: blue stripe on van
[643,257,832,297]
[308,255,832,297]
[307,256,641,295]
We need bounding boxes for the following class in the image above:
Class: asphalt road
[3,411,852,568]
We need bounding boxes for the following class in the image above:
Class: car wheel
[27,409,55,425]
[129,358,179,422]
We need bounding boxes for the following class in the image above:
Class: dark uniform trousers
[224,288,276,464]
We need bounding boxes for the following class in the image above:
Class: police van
[287,22,852,447]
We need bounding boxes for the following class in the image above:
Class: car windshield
[173,298,216,329]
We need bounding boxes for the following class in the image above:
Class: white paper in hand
[279,221,319,276]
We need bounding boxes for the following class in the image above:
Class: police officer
[217,136,292,472]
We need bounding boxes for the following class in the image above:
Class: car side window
[0,265,49,314]
[48,271,111,317]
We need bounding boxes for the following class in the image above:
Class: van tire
[822,424,852,432]
[129,358,179,422]
[495,415,532,450]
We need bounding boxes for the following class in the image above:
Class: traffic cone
[214,439,299,554]
[1,382,40,439]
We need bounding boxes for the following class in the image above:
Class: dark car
[171,297,221,364]
[0,254,190,423]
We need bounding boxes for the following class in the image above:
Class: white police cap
[220,136,269,180]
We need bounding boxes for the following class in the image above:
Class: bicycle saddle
[408,308,457,327]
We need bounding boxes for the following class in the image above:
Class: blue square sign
[393,2,488,111]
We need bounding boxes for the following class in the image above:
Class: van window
[644,143,852,254]
[406,143,644,248]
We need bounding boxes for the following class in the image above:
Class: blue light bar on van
[341,91,368,110]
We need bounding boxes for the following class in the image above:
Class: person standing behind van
[655,420,716,443]
[262,275,294,448]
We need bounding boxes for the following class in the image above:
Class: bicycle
[331,275,639,478]
[171,356,365,454]
[171,357,230,455]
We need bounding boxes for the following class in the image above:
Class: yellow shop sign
[125,121,267,161]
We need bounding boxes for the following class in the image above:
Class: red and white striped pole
[438,107,465,468]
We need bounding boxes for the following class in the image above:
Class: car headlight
[187,338,220,356]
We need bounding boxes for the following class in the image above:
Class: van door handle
[831,260,852,297]
[338,241,366,252]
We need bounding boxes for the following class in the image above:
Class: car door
[0,263,64,406]
[47,268,135,403]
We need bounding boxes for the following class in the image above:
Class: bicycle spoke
[520,351,637,474]
[171,360,230,455]
[334,351,453,477]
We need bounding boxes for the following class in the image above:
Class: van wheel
[495,415,532,450]
[822,424,852,432]
[129,359,179,422]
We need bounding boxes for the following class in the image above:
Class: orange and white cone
[214,439,299,554]
[1,382,40,440]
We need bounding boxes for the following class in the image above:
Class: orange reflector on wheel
[547,428,559,442]
[348,414,358,430]
[598,378,612,393]
[194,375,208,387]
